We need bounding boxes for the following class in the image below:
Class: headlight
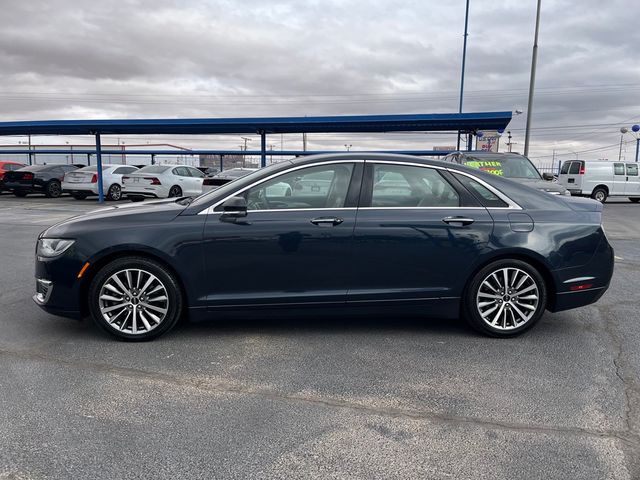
[37,238,75,258]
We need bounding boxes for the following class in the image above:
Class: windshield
[461,155,542,179]
[77,165,111,172]
[136,165,171,174]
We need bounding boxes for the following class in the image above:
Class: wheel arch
[78,248,188,317]
[592,184,609,195]
[464,251,557,311]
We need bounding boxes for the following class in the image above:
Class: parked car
[121,164,205,199]
[4,164,80,197]
[557,160,640,203]
[33,153,613,341]
[62,164,139,201]
[443,151,570,196]
[201,167,257,192]
[0,161,26,191]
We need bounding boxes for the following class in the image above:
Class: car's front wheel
[463,259,547,337]
[88,256,183,341]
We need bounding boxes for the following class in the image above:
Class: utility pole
[302,133,307,151]
[456,0,470,151]
[241,136,251,168]
[524,0,542,157]
[506,131,513,152]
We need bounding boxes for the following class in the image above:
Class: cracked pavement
[0,195,638,479]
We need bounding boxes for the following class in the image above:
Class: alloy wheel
[169,186,182,197]
[98,268,169,335]
[48,181,61,198]
[108,184,122,201]
[475,267,539,331]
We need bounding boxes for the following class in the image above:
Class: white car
[62,164,139,201]
[121,164,205,199]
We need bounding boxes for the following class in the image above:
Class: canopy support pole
[95,133,105,203]
[260,131,266,168]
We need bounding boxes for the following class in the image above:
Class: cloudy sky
[0,0,638,165]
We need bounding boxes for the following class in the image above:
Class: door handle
[442,216,475,226]
[310,216,344,227]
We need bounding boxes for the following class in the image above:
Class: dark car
[443,151,570,196]
[4,164,81,197]
[0,161,26,191]
[201,167,257,192]
[33,153,613,341]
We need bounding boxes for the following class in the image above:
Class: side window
[560,162,571,174]
[173,167,189,177]
[370,164,459,208]
[568,162,580,174]
[189,167,205,178]
[239,163,354,211]
[614,163,625,175]
[626,164,638,176]
[113,167,128,175]
[453,173,508,208]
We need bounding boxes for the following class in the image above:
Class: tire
[88,256,183,341]
[107,183,122,201]
[45,180,62,198]
[463,259,547,337]
[72,193,88,200]
[591,187,608,203]
[168,185,182,198]
[13,190,27,197]
[630,198,640,203]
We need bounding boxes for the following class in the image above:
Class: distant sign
[433,146,456,152]
[476,131,500,152]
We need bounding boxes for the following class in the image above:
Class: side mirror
[220,196,248,221]
[542,172,554,181]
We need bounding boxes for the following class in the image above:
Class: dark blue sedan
[33,153,614,340]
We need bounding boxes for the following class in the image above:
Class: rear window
[76,165,110,172]
[560,162,571,174]
[136,165,171,174]
[460,154,541,179]
[568,162,581,174]
[18,165,54,172]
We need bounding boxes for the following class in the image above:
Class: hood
[512,178,568,195]
[41,198,186,238]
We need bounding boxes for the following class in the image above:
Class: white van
[558,160,640,203]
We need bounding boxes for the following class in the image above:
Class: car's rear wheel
[72,193,88,200]
[45,180,62,198]
[13,190,27,197]
[88,256,183,341]
[107,184,122,201]
[168,185,182,198]
[591,187,607,203]
[630,197,640,203]
[463,259,547,337]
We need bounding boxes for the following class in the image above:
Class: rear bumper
[62,182,99,195]
[4,181,41,192]
[548,231,614,312]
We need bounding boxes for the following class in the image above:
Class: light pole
[621,125,640,162]
[344,144,352,151]
[524,0,542,157]
[456,0,471,151]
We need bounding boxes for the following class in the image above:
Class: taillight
[23,172,34,180]
[122,176,130,183]
[579,163,585,175]
[146,177,161,185]
[91,174,98,183]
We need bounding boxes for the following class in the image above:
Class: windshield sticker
[465,161,504,176]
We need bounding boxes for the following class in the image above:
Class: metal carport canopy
[0,111,512,136]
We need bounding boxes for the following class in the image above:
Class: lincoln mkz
[33,154,614,340]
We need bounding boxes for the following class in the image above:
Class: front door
[350,162,495,303]
[612,163,626,195]
[202,161,362,307]
[625,163,640,196]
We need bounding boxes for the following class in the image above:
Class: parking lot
[1,194,639,479]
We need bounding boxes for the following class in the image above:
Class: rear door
[564,161,584,193]
[625,163,640,196]
[612,163,626,195]
[349,161,495,303]
[186,167,206,195]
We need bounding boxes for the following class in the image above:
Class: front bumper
[33,253,85,320]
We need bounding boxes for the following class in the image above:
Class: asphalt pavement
[0,193,639,479]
